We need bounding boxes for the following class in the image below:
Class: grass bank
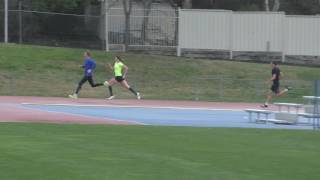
[0,43,318,102]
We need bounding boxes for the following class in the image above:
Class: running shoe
[103,81,109,86]
[137,92,141,100]
[285,86,292,91]
[260,104,268,108]
[68,94,78,99]
[107,96,115,100]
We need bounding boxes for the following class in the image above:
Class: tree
[265,0,281,11]
[272,0,280,11]
[165,0,179,45]
[140,0,153,45]
[280,0,320,15]
[265,0,270,11]
[183,0,192,8]
[20,0,101,44]
[192,0,214,9]
[122,0,133,51]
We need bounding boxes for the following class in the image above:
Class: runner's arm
[107,63,114,71]
[122,65,128,78]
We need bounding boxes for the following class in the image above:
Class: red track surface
[0,96,272,125]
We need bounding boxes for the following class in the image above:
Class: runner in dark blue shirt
[69,51,103,99]
[261,61,291,108]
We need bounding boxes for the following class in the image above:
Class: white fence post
[229,11,233,60]
[281,12,286,62]
[177,7,181,57]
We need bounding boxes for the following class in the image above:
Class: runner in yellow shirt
[104,56,141,100]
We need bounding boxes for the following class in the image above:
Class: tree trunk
[141,1,152,45]
[209,0,215,8]
[125,14,130,51]
[265,0,270,11]
[122,0,132,52]
[183,0,192,9]
[165,0,179,46]
[272,0,280,11]
[265,0,281,12]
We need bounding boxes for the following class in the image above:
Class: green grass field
[1,44,320,180]
[0,123,320,180]
[0,43,319,102]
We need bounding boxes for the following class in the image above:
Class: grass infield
[0,123,320,180]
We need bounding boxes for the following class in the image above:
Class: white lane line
[21,102,243,112]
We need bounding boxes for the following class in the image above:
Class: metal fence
[1,10,104,49]
[106,8,178,51]
[1,8,320,60]
[0,8,178,51]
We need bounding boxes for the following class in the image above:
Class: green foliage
[238,3,261,11]
[204,0,264,11]
[280,0,320,15]
[194,0,320,15]
[20,0,100,44]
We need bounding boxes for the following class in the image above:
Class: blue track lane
[23,104,313,130]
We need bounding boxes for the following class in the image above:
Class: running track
[0,96,313,130]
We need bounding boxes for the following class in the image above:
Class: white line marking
[21,102,243,112]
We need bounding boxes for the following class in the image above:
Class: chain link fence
[2,10,103,49]
[0,8,178,52]
[107,8,178,52]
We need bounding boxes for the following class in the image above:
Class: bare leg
[106,78,118,97]
[265,91,273,105]
[264,88,288,107]
[120,80,130,89]
[276,89,288,97]
[121,80,139,97]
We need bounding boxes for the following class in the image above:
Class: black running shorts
[271,82,280,94]
[115,76,125,82]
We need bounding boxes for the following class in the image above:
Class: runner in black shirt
[261,61,291,108]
